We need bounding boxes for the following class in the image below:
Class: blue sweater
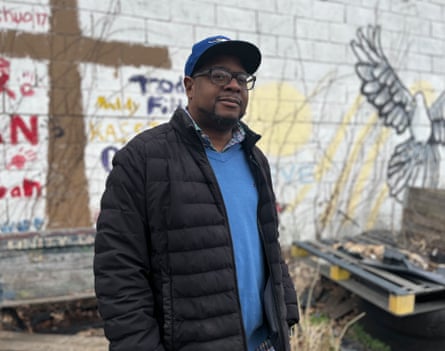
[206,144,268,350]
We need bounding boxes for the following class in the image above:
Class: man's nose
[224,77,242,91]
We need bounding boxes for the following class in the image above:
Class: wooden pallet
[292,240,445,316]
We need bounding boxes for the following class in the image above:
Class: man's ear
[183,76,194,98]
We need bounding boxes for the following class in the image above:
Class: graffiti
[101,146,119,172]
[1,218,44,233]
[0,58,15,98]
[272,162,316,184]
[0,6,49,27]
[96,96,140,116]
[147,95,184,115]
[129,75,184,94]
[18,70,35,97]
[0,179,42,199]
[129,74,185,116]
[0,229,95,249]
[88,120,159,143]
[6,147,37,169]
[0,58,37,100]
[0,115,39,145]
[351,25,445,202]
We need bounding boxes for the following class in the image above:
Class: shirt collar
[184,107,245,152]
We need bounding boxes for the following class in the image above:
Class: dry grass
[288,258,365,351]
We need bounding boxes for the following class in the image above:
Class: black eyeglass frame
[192,67,256,90]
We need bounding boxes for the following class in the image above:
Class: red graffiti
[0,178,42,199]
[0,6,49,27]
[6,147,37,169]
[0,58,16,99]
[0,115,39,145]
[20,82,34,96]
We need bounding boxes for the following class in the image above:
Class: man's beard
[197,106,244,132]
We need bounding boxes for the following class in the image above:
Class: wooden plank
[0,230,95,306]
[402,187,445,252]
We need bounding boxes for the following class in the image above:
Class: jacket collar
[170,108,261,151]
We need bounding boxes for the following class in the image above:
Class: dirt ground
[0,330,107,351]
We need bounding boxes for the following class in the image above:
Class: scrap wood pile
[330,229,445,285]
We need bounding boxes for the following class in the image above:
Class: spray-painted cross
[0,0,171,228]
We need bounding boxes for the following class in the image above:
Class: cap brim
[193,40,261,75]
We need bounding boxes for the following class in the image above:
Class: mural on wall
[83,66,187,221]
[0,0,171,232]
[246,24,445,242]
[1,2,444,243]
[0,55,48,233]
[351,25,445,202]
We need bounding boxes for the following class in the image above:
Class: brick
[277,37,313,60]
[296,18,330,41]
[120,1,170,20]
[217,6,256,32]
[404,53,432,73]
[146,20,194,48]
[95,14,146,45]
[432,22,445,39]
[329,23,358,44]
[433,57,445,73]
[170,0,215,26]
[345,6,375,25]
[313,1,344,22]
[313,41,348,64]
[276,0,313,18]
[258,12,294,36]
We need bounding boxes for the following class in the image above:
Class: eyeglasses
[192,67,256,90]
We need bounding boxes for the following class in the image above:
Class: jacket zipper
[249,153,286,351]
[195,137,248,351]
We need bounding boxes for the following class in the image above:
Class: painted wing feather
[351,26,415,134]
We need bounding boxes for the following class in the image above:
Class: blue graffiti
[129,74,185,116]
[101,145,119,172]
[0,217,44,233]
[129,75,184,95]
[272,162,315,184]
[148,96,183,115]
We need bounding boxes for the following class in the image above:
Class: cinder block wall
[1,0,444,244]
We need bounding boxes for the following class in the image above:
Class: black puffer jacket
[94,108,299,351]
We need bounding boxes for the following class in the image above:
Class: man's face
[184,55,249,132]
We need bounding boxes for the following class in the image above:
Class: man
[94,35,299,351]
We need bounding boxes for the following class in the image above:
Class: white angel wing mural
[351,25,445,202]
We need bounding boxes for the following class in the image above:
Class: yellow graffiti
[245,77,441,234]
[96,96,140,116]
[319,104,379,228]
[88,120,159,143]
[316,96,363,180]
[346,120,391,217]
[287,95,364,212]
[366,186,388,229]
[245,82,312,156]
[410,81,436,105]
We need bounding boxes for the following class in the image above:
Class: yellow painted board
[330,265,351,280]
[389,294,415,315]
[291,245,309,257]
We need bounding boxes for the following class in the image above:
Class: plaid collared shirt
[256,338,275,351]
[184,108,245,151]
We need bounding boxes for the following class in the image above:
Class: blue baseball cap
[184,35,262,76]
